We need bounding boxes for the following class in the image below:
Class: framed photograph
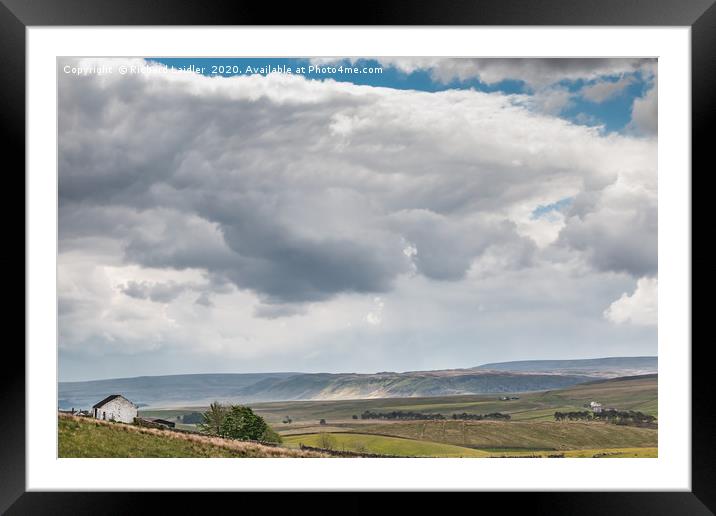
[5,0,709,511]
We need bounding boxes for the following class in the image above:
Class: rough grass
[58,414,325,458]
[471,447,657,458]
[283,432,491,457]
[347,420,657,451]
[561,447,657,458]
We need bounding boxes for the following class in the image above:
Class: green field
[348,420,657,450]
[560,447,657,458]
[58,415,324,458]
[284,432,492,457]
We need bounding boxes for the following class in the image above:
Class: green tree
[260,426,283,444]
[219,405,269,441]
[199,402,229,435]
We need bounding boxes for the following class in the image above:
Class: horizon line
[59,354,658,384]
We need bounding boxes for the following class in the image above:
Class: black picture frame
[3,0,708,512]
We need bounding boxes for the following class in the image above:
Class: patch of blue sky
[531,197,573,220]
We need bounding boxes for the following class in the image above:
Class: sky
[58,57,657,381]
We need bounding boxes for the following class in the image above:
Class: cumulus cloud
[604,276,657,325]
[57,57,657,376]
[630,82,658,136]
[581,76,634,103]
[528,86,574,115]
[558,149,657,277]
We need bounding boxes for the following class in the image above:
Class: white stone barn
[92,394,138,423]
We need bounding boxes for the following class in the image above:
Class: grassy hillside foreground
[58,414,326,458]
[58,414,656,458]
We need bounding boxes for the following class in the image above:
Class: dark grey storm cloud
[59,59,568,306]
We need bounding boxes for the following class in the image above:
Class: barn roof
[92,394,135,409]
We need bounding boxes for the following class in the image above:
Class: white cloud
[604,276,657,326]
[629,82,658,136]
[366,297,385,325]
[581,76,634,103]
[402,244,418,258]
[517,213,567,247]
[529,86,574,115]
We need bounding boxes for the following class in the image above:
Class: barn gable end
[91,394,138,424]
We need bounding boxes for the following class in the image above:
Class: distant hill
[58,372,297,410]
[60,369,596,409]
[58,356,656,409]
[578,373,658,386]
[474,356,657,377]
[235,370,597,402]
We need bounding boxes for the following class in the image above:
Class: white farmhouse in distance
[92,394,138,423]
[589,401,603,413]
